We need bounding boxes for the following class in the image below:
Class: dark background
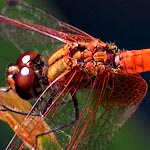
[0,0,150,149]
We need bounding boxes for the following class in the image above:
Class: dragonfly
[0,0,149,149]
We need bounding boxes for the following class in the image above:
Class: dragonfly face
[6,51,45,99]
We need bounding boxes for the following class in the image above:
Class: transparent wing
[0,0,96,53]
[0,89,62,150]
[66,73,147,149]
[49,73,146,150]
[40,73,147,150]
[4,71,147,149]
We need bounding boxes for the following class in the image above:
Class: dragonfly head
[6,51,47,99]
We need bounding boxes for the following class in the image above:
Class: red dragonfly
[0,0,149,149]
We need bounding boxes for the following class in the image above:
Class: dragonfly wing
[45,73,147,150]
[1,69,147,149]
[0,0,95,53]
[0,0,64,53]
[0,89,62,149]
[27,72,147,150]
[60,73,147,150]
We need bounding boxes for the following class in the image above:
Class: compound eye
[15,66,41,99]
[15,67,35,91]
[17,51,38,67]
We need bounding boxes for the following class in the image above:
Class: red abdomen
[115,49,150,73]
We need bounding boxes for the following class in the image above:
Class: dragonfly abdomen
[115,49,150,73]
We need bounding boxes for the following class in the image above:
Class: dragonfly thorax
[47,41,117,83]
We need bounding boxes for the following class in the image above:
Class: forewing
[0,0,94,53]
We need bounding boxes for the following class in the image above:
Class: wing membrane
[0,0,95,53]
[0,89,62,149]
[40,73,147,150]
[66,73,147,149]
[4,70,147,149]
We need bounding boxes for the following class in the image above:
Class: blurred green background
[0,0,150,149]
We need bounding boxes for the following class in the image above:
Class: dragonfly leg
[0,87,37,116]
[0,104,28,115]
[0,92,73,117]
[34,93,79,149]
[0,104,42,116]
[40,92,56,115]
[0,87,53,116]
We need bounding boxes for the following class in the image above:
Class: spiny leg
[40,92,56,115]
[0,88,56,116]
